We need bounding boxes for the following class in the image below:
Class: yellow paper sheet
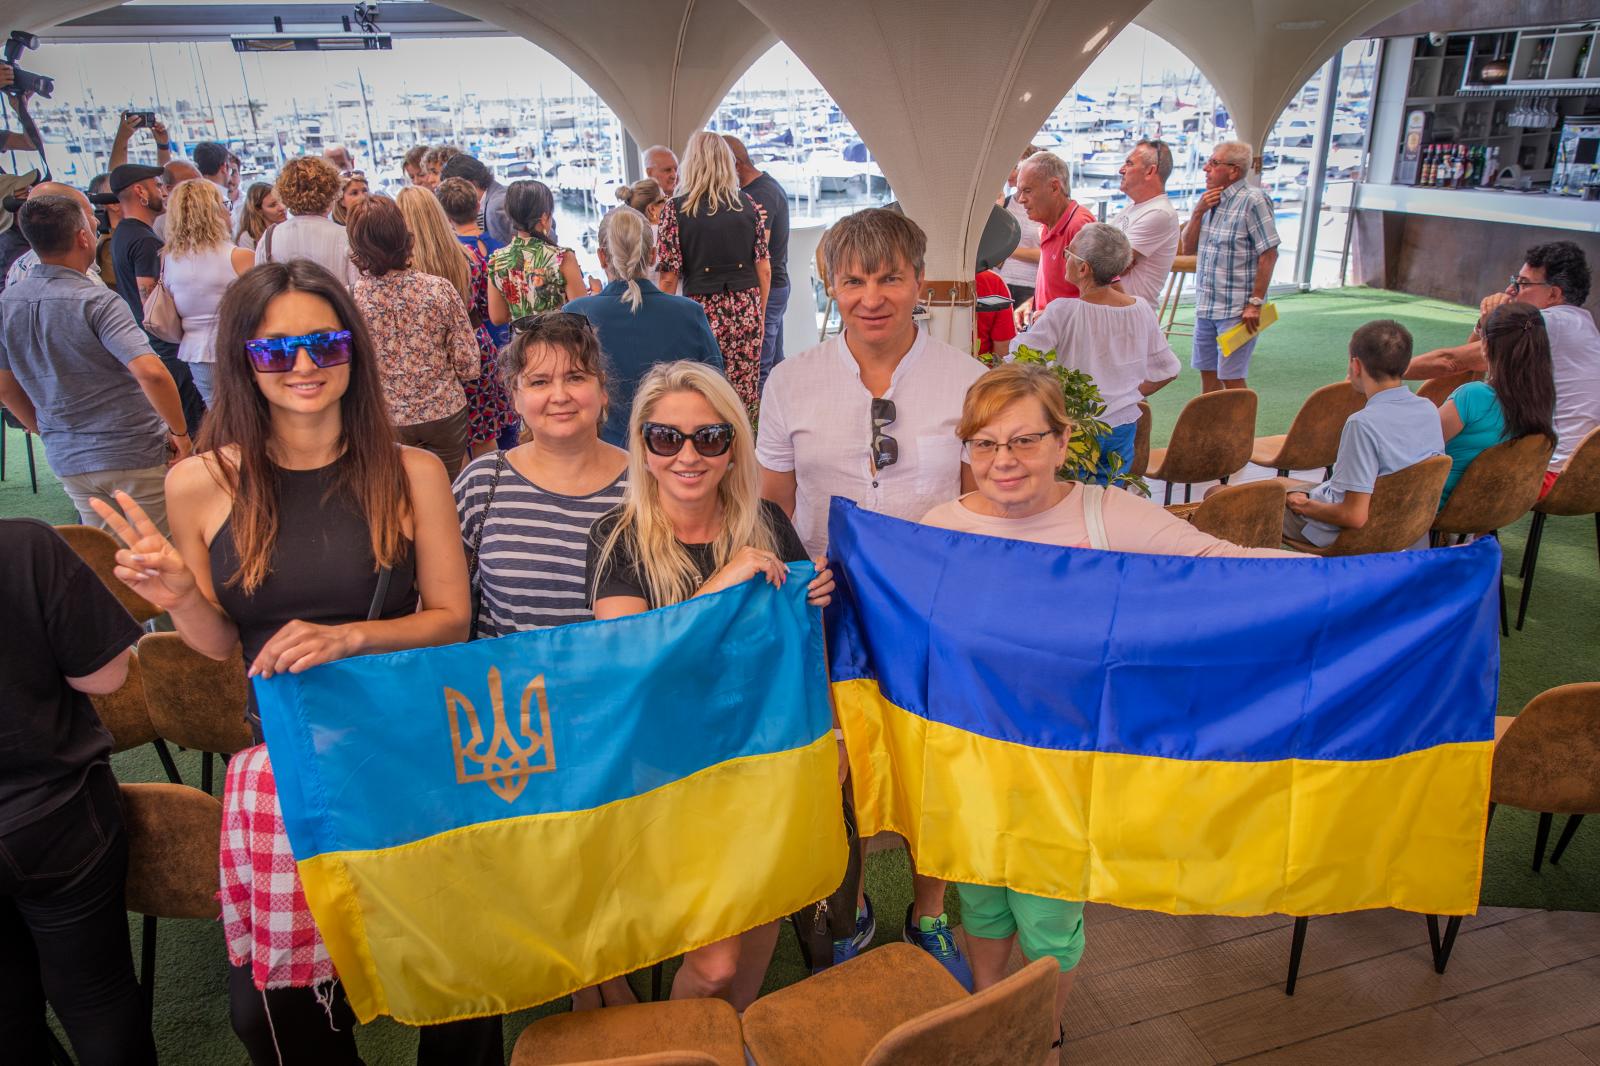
[1219,302,1279,356]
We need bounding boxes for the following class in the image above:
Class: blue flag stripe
[823,499,1499,763]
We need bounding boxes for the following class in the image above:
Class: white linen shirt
[1543,303,1600,469]
[1109,195,1179,307]
[254,213,358,290]
[757,330,987,558]
[1020,297,1181,428]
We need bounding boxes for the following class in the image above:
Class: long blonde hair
[597,205,654,312]
[164,179,231,257]
[396,185,472,306]
[592,361,776,607]
[677,131,744,218]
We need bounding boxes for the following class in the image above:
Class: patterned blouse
[486,235,572,320]
[352,269,481,426]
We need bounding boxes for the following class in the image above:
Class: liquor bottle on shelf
[1421,145,1437,186]
[1480,146,1499,187]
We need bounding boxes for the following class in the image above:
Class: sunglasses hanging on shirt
[870,397,898,471]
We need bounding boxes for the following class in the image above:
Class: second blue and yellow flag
[826,499,1497,919]
[256,566,844,1025]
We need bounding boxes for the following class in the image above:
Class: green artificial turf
[4,285,1594,1063]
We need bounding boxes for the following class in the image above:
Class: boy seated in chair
[1281,320,1444,546]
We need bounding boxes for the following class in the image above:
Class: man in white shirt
[758,208,985,987]
[1406,240,1598,487]
[1109,139,1180,307]
[642,145,680,197]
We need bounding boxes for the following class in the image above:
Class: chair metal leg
[1163,481,1173,506]
[24,432,36,494]
[1277,468,1289,477]
[1486,802,1496,830]
[650,961,664,1001]
[1551,814,1585,865]
[1285,916,1309,995]
[201,751,213,795]
[1533,811,1554,871]
[1516,512,1547,630]
[1426,914,1463,974]
[140,914,157,1025]
[1184,483,1192,504]
[152,739,183,785]
[45,1027,73,1066]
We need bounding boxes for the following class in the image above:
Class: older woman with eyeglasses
[921,363,1293,1060]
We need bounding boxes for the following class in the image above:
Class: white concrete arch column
[1135,0,1421,168]
[448,0,776,157]
[735,0,1152,345]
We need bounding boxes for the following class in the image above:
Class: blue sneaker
[902,904,974,991]
[831,894,876,966]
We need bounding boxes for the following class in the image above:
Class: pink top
[921,486,1295,557]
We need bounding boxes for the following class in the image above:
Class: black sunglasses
[641,422,736,458]
[870,397,898,471]
[510,310,593,335]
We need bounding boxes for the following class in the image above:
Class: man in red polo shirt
[1014,151,1094,313]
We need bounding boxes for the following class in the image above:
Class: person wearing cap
[0,194,191,534]
[0,169,41,288]
[110,162,208,437]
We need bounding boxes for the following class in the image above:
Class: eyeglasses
[870,398,898,471]
[641,422,735,458]
[510,310,593,336]
[1507,276,1554,293]
[243,329,354,373]
[962,430,1058,462]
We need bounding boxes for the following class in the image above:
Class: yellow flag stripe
[834,678,1490,917]
[300,732,846,1023]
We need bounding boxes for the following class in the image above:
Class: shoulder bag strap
[262,222,276,263]
[468,453,508,638]
[366,565,393,622]
[1080,483,1110,551]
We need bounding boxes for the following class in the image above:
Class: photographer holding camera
[0,63,39,154]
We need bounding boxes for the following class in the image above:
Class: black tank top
[210,455,419,670]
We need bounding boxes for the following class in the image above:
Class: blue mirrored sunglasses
[243,329,354,373]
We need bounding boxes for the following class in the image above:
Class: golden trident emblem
[445,667,555,803]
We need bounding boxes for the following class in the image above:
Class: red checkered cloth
[220,744,337,990]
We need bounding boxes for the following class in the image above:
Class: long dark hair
[504,179,557,247]
[1481,301,1557,444]
[200,260,410,592]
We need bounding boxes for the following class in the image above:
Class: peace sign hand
[88,490,201,612]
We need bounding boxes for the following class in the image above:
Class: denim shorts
[1193,315,1260,379]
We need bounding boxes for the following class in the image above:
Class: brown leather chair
[1431,434,1556,635]
[742,943,1056,1066]
[55,524,163,626]
[1250,382,1367,478]
[120,782,223,1023]
[1517,426,1600,630]
[1492,683,1600,871]
[1157,254,1197,339]
[509,999,743,1066]
[90,651,155,753]
[1417,369,1482,407]
[1171,480,1287,549]
[1146,389,1258,505]
[1284,455,1451,556]
[1130,401,1152,480]
[137,633,254,794]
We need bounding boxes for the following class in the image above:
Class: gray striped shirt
[454,452,628,636]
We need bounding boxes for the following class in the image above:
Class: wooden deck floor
[1041,904,1600,1063]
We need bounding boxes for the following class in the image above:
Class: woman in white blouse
[163,179,255,405]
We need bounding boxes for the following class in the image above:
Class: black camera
[3,31,54,99]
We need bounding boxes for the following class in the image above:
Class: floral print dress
[486,235,573,321]
[656,196,769,424]
[457,232,521,446]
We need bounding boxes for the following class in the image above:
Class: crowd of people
[1,115,1597,1066]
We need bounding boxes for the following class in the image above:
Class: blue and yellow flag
[256,566,845,1025]
[826,499,1497,918]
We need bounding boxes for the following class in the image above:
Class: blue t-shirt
[1301,386,1444,546]
[565,279,725,446]
[1441,381,1507,504]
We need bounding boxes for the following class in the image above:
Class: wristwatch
[1247,296,1265,307]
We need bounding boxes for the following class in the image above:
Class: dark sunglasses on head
[641,422,735,458]
[243,329,354,373]
[510,310,593,335]
[870,397,898,471]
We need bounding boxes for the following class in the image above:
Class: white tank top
[165,242,238,365]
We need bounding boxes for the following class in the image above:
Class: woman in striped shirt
[453,311,628,635]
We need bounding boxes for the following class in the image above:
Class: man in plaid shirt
[1181,140,1280,392]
